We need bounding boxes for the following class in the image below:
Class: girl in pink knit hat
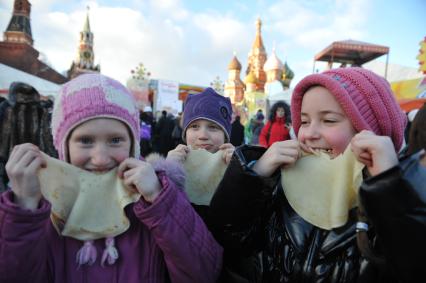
[0,73,222,282]
[209,67,426,282]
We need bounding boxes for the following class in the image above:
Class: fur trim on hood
[145,153,186,190]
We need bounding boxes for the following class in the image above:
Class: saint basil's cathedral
[224,18,294,122]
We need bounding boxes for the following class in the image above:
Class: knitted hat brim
[61,115,138,162]
[182,116,229,144]
[291,73,372,137]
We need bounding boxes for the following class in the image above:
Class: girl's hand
[253,140,301,177]
[351,130,398,176]
[5,143,46,210]
[118,158,161,203]
[166,144,189,163]
[219,143,235,164]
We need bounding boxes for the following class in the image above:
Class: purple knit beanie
[51,73,140,161]
[182,87,232,142]
[291,67,407,151]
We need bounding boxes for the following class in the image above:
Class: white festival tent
[265,80,293,117]
[0,63,61,98]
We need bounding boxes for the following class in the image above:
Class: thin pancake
[281,147,364,230]
[38,155,141,241]
[183,149,228,205]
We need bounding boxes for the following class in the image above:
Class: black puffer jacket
[211,146,426,283]
[360,150,426,283]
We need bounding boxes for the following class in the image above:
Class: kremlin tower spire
[246,18,267,92]
[224,53,245,103]
[68,6,100,79]
[3,0,33,45]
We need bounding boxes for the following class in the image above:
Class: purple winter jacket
[0,159,223,283]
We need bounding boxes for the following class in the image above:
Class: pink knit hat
[51,73,140,161]
[51,73,140,267]
[291,67,407,151]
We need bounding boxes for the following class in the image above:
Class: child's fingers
[122,168,143,189]
[122,167,138,179]
[27,155,47,173]
[219,143,235,151]
[118,158,141,178]
[8,144,39,165]
[299,142,314,155]
[8,149,41,175]
[222,148,234,164]
[359,151,372,162]
[275,146,300,160]
[175,144,189,152]
[358,157,373,167]
[279,155,298,169]
[176,152,185,162]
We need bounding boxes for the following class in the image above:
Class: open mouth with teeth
[316,148,332,154]
[307,147,333,156]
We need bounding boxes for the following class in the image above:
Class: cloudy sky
[0,0,424,87]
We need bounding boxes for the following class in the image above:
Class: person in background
[405,103,425,155]
[154,110,175,156]
[171,112,184,147]
[250,112,265,145]
[230,115,245,146]
[139,106,154,157]
[0,82,57,192]
[259,101,291,148]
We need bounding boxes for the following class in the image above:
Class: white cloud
[0,0,253,86]
[260,0,372,85]
[0,0,376,89]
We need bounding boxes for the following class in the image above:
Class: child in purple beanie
[167,88,264,282]
[167,87,235,164]
[0,74,222,282]
[210,67,426,282]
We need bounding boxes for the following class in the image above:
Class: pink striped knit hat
[51,73,140,267]
[52,73,140,161]
[291,67,407,151]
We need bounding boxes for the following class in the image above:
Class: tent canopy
[398,98,426,112]
[0,63,60,98]
[391,76,426,112]
[314,40,389,66]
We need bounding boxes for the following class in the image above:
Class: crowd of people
[0,67,425,283]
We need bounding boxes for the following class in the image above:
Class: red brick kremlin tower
[0,0,67,84]
[68,7,100,79]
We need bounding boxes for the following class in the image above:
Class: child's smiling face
[185,119,225,153]
[298,86,357,158]
[67,118,131,172]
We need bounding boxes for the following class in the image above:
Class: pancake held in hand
[183,149,228,205]
[38,155,141,241]
[281,147,364,230]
